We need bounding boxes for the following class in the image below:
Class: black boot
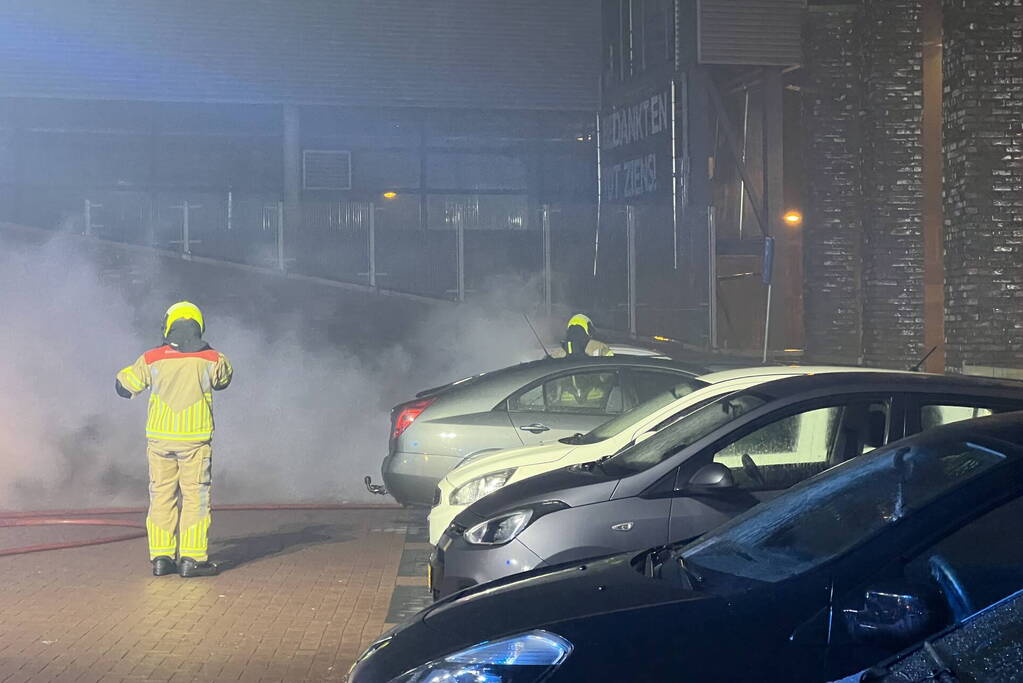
[152,556,177,576]
[179,557,219,578]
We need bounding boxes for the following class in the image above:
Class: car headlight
[464,509,532,545]
[389,630,573,683]
[450,469,516,506]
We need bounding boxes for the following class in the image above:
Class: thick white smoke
[0,227,542,509]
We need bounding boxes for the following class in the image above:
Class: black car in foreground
[349,413,1023,683]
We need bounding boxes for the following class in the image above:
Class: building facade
[0,0,600,302]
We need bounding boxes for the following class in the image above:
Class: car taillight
[391,397,436,441]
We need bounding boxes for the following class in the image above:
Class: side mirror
[686,462,736,491]
[843,586,943,647]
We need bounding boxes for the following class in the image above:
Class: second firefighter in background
[551,313,614,358]
[116,301,233,578]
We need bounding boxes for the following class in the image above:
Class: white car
[427,365,896,544]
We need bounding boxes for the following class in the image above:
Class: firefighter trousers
[146,440,213,562]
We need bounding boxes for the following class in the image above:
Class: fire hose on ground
[0,503,402,558]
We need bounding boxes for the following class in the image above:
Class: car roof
[697,365,906,384]
[744,370,1023,401]
[416,355,708,399]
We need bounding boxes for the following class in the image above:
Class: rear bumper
[382,451,461,507]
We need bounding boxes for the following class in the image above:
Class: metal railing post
[170,201,200,256]
[455,206,466,302]
[542,204,552,317]
[708,208,718,350]
[227,189,233,232]
[83,199,102,236]
[626,204,637,337]
[276,199,285,271]
[182,201,191,255]
[368,202,377,287]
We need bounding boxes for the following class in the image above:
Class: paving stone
[0,508,421,682]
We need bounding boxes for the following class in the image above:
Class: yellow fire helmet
[163,301,205,337]
[567,313,593,335]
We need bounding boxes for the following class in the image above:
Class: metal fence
[4,188,711,346]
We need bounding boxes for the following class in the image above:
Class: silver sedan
[378,356,708,506]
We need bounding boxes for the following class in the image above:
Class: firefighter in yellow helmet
[551,313,614,358]
[116,301,233,578]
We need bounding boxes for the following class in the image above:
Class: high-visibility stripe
[120,367,145,391]
[146,396,215,440]
[146,518,178,559]
[180,516,211,561]
[146,430,215,441]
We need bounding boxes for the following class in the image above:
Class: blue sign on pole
[762,236,775,285]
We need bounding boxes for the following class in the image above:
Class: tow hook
[364,475,388,496]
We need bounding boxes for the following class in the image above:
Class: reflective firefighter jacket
[117,346,233,442]
[550,339,614,358]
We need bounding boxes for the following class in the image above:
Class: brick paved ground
[0,508,429,682]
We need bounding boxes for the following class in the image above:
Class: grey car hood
[456,464,620,524]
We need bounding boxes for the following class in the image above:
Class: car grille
[433,488,441,506]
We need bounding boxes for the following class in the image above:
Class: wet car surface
[351,413,1023,683]
[431,372,1023,598]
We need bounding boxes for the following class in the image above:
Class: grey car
[430,371,1023,598]
[380,356,708,506]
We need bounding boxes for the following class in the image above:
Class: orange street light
[783,210,803,227]
[382,191,398,200]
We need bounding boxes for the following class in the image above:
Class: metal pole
[227,189,233,231]
[84,199,92,236]
[738,88,750,240]
[593,112,602,277]
[626,204,637,337]
[276,199,285,271]
[455,206,465,302]
[182,201,191,255]
[708,208,718,349]
[368,202,377,287]
[762,284,773,363]
[542,203,552,317]
[670,81,679,269]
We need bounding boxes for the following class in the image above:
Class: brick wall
[802,5,866,364]
[942,0,1023,371]
[860,0,926,368]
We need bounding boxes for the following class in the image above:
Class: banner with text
[600,85,675,204]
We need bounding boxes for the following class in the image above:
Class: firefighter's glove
[115,379,133,399]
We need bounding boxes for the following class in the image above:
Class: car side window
[717,408,846,467]
[630,370,699,405]
[921,404,994,431]
[713,406,844,490]
[508,371,621,415]
[511,384,545,411]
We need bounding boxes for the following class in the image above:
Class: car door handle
[520,423,551,434]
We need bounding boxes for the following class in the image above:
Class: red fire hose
[0,503,402,558]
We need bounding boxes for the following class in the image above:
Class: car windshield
[599,392,767,475]
[573,381,704,445]
[681,440,1010,583]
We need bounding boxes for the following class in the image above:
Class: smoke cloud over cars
[0,228,541,509]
